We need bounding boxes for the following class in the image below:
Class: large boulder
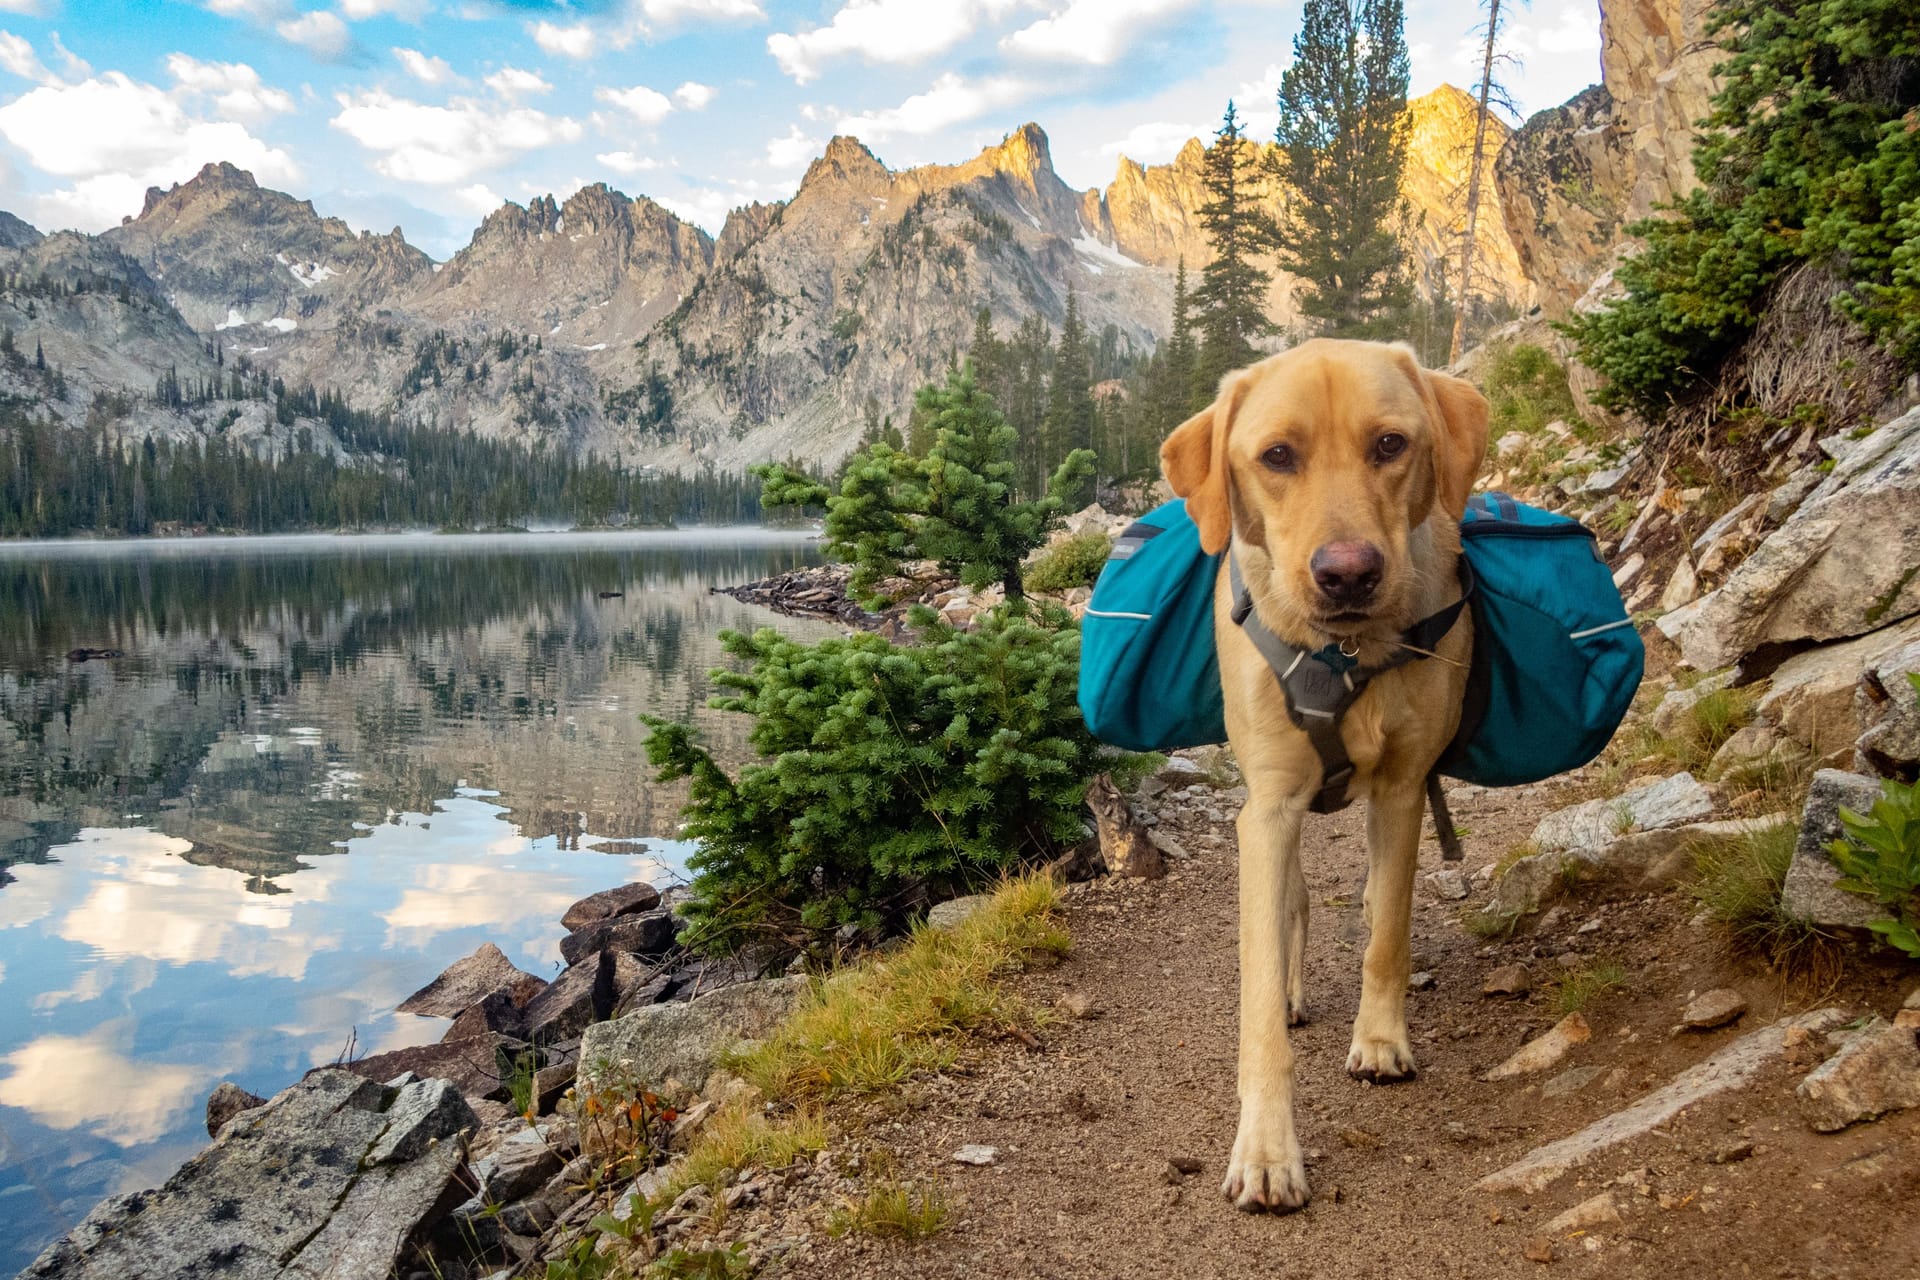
[560,881,663,933]
[1780,769,1887,930]
[1531,772,1716,855]
[338,1033,525,1104]
[522,951,616,1044]
[1855,636,1920,778]
[558,907,679,967]
[24,1070,474,1280]
[1758,615,1920,760]
[578,975,808,1096]
[396,942,546,1019]
[1796,1017,1920,1131]
[1675,408,1920,670]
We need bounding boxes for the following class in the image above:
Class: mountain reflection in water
[0,530,830,1273]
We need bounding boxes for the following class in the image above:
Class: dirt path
[786,783,1920,1280]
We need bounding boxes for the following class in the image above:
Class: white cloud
[341,0,431,19]
[0,70,300,229]
[486,65,551,97]
[595,83,673,125]
[1098,119,1202,162]
[764,124,819,170]
[165,53,296,122]
[0,1025,202,1147]
[0,1,50,16]
[768,0,990,85]
[330,87,583,185]
[639,0,763,22]
[672,80,715,110]
[1002,0,1201,66]
[835,72,1031,141]
[48,30,89,78]
[393,46,457,84]
[530,18,594,59]
[596,149,658,175]
[654,185,737,233]
[276,10,352,59]
[0,29,56,84]
[451,182,501,215]
[1531,1,1603,55]
[203,0,291,18]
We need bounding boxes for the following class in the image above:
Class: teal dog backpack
[1077,493,1643,791]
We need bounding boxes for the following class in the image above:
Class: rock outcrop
[1496,0,1723,315]
[24,1070,476,1280]
[1673,407,1920,671]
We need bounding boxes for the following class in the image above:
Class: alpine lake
[0,529,831,1273]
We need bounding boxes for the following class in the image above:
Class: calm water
[0,530,829,1273]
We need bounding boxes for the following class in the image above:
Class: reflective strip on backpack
[1568,618,1635,640]
[1086,607,1153,620]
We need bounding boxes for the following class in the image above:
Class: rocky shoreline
[21,879,811,1280]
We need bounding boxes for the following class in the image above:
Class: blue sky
[0,1,1604,258]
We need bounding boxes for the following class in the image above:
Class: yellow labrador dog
[1161,339,1488,1212]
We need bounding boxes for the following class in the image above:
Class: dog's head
[1161,339,1488,638]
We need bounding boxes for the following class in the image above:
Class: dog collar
[1228,551,1474,814]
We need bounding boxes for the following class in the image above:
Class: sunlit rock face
[1496,0,1723,316]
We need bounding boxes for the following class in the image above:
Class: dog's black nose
[1310,541,1384,606]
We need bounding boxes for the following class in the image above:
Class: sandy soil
[773,781,1920,1280]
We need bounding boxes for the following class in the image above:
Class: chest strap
[1229,552,1474,815]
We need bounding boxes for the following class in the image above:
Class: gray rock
[1675,406,1920,669]
[523,951,615,1044]
[1408,970,1437,992]
[338,1033,524,1103]
[366,1077,475,1166]
[1483,964,1533,997]
[1658,554,1700,611]
[204,1081,264,1138]
[1424,867,1469,900]
[1541,1065,1606,1099]
[1766,467,1825,524]
[927,894,992,930]
[1797,1017,1920,1131]
[951,1144,998,1166]
[1690,492,1765,553]
[1760,616,1920,757]
[1651,673,1734,738]
[1855,637,1920,777]
[1476,1008,1849,1194]
[396,942,546,1019]
[1531,772,1716,855]
[469,1126,567,1205]
[1680,988,1749,1031]
[578,975,808,1095]
[25,1070,469,1280]
[561,881,664,933]
[1485,1014,1592,1081]
[558,908,678,967]
[1781,770,1888,930]
[1611,553,1645,590]
[443,991,526,1043]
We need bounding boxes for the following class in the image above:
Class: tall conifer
[1192,102,1278,398]
[1273,0,1414,338]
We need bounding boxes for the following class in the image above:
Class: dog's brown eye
[1373,433,1408,463]
[1262,444,1296,472]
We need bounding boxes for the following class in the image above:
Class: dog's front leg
[1347,768,1425,1081]
[1224,793,1311,1212]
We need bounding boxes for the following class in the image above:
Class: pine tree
[915,367,1093,600]
[1163,259,1201,414]
[1192,102,1278,398]
[1273,0,1415,338]
[1044,290,1095,463]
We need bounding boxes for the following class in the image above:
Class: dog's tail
[1426,772,1465,862]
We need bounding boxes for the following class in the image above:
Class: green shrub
[1830,774,1920,960]
[1569,0,1920,418]
[1024,530,1111,595]
[1479,341,1583,438]
[643,604,1134,937]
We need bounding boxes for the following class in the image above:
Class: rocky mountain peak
[982,122,1053,183]
[140,161,263,219]
[0,210,42,251]
[803,136,889,191]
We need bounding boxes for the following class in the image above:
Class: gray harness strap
[1228,551,1474,815]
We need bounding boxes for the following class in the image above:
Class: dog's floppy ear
[1421,369,1489,519]
[1161,371,1245,555]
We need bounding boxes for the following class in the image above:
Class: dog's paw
[1287,998,1310,1028]
[1221,1108,1310,1214]
[1345,1031,1417,1083]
